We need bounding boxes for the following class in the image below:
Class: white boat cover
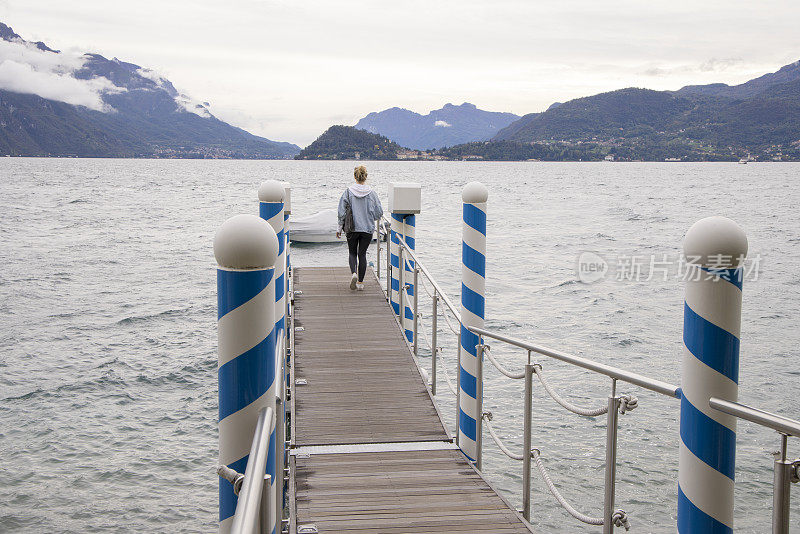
[289,209,387,243]
[289,209,342,243]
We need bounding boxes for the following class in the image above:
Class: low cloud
[699,57,743,72]
[434,120,451,127]
[137,67,169,89]
[0,39,124,111]
[175,94,212,118]
[139,67,212,118]
[641,57,744,77]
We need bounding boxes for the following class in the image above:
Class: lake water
[1,158,798,533]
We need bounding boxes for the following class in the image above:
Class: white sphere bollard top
[462,181,489,203]
[683,216,748,268]
[214,214,279,269]
[258,180,285,202]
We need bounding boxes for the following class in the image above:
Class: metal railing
[375,220,800,534]
[709,398,800,534]
[377,215,464,433]
[217,329,288,534]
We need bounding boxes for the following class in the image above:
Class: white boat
[289,209,388,243]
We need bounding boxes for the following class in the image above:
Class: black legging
[346,231,372,282]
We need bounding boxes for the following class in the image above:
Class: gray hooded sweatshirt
[338,183,384,234]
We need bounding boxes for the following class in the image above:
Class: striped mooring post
[259,181,286,339]
[389,214,402,316]
[458,182,488,462]
[678,215,748,533]
[281,181,291,341]
[397,213,416,342]
[214,214,279,534]
[388,182,421,342]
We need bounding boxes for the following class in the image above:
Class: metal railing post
[456,329,461,445]
[398,247,405,335]
[603,387,621,534]
[772,434,798,534]
[275,339,286,532]
[385,219,391,298]
[413,266,419,358]
[376,219,381,280]
[431,293,438,395]
[260,473,273,534]
[476,340,484,470]
[522,363,534,521]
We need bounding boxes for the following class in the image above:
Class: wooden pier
[288,266,534,533]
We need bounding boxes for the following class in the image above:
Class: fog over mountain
[0,22,299,158]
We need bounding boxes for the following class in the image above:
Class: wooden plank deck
[290,266,533,533]
[292,449,533,533]
[292,266,448,446]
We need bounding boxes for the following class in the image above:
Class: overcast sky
[1,0,799,146]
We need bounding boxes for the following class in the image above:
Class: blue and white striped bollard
[678,216,747,534]
[402,214,416,342]
[458,182,488,462]
[281,181,291,342]
[214,214,279,534]
[390,214,403,316]
[259,181,286,341]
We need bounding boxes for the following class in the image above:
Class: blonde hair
[354,165,368,183]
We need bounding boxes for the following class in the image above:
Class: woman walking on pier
[337,165,384,291]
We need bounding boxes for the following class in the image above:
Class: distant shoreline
[3,156,798,163]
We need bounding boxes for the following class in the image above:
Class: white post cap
[258,180,285,203]
[683,216,748,268]
[214,214,279,269]
[462,182,488,203]
[388,182,421,214]
[280,181,292,214]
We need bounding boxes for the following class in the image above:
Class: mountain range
[3,20,799,161]
[493,60,800,160]
[354,103,519,150]
[0,22,299,158]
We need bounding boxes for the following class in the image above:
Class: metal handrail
[275,330,286,404]
[274,329,287,531]
[708,398,800,533]
[468,326,680,399]
[380,215,462,324]
[375,221,675,532]
[375,214,799,534]
[230,405,275,534]
[222,330,287,534]
[709,398,800,438]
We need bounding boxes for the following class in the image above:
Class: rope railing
[416,315,434,353]
[532,449,631,531]
[416,273,462,336]
[482,412,630,530]
[482,345,526,380]
[439,305,461,335]
[436,350,457,395]
[418,275,437,299]
[483,412,524,461]
[380,223,640,532]
[533,365,610,417]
